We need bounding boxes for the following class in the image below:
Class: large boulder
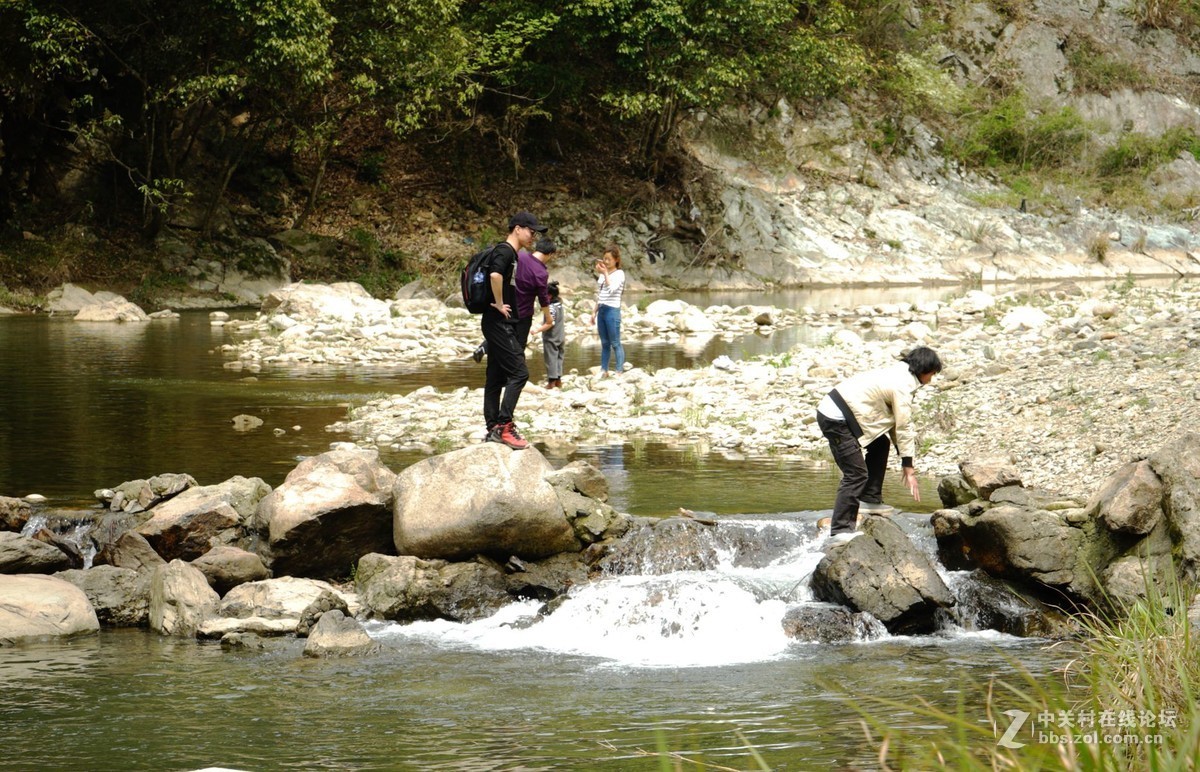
[136,476,270,561]
[256,448,396,579]
[393,444,579,561]
[932,505,1083,589]
[355,553,512,623]
[198,576,356,638]
[781,603,886,643]
[148,559,220,637]
[302,610,381,658]
[95,531,166,572]
[810,516,955,634]
[0,496,33,531]
[959,458,1023,501]
[1148,433,1200,580]
[0,531,72,574]
[74,297,151,322]
[0,574,100,645]
[56,566,150,627]
[1088,459,1165,537]
[191,545,271,595]
[46,282,98,313]
[260,282,391,324]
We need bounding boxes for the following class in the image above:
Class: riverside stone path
[224,280,1200,500]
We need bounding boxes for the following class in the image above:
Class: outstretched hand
[903,468,921,502]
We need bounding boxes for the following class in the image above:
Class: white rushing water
[369,517,886,668]
[368,514,1033,668]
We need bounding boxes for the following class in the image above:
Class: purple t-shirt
[514,250,551,320]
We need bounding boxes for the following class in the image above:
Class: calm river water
[0,285,1074,770]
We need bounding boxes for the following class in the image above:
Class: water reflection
[0,628,1057,770]
[0,303,938,514]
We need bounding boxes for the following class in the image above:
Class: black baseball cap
[508,211,548,233]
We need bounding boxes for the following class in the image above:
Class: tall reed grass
[858,575,1200,769]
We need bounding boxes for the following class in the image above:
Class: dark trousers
[817,413,890,534]
[482,314,529,429]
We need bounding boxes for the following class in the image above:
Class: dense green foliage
[0,0,871,234]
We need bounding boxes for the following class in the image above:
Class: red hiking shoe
[498,422,529,450]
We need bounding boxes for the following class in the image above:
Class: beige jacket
[828,362,922,462]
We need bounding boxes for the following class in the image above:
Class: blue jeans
[596,304,625,373]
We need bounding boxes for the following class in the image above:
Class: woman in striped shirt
[589,244,626,377]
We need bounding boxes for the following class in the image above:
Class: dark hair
[547,280,560,300]
[902,346,943,377]
[535,238,557,255]
[603,244,621,269]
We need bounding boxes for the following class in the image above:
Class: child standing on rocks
[542,281,565,388]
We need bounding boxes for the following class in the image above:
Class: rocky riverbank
[261,280,1198,501]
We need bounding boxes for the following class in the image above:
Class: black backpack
[461,243,502,313]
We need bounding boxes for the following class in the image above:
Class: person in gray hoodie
[815,346,943,543]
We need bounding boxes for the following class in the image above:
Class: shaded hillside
[3,1,1200,306]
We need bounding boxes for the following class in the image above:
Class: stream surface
[0,283,1084,769]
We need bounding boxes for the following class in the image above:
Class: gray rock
[544,460,610,502]
[231,414,264,432]
[95,531,166,572]
[1089,459,1164,536]
[257,448,397,579]
[191,545,271,595]
[504,553,591,602]
[810,517,955,634]
[302,610,381,657]
[56,565,150,627]
[393,444,579,561]
[100,473,197,514]
[74,297,150,322]
[149,559,220,637]
[937,473,977,508]
[0,496,34,531]
[355,553,512,623]
[1148,434,1200,580]
[46,282,97,313]
[0,531,72,574]
[948,572,1077,639]
[959,458,1023,501]
[600,518,719,576]
[136,487,245,561]
[296,590,350,637]
[220,632,270,650]
[780,604,886,643]
[0,574,99,645]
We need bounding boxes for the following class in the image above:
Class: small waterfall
[372,514,1030,667]
[937,569,1070,639]
[20,511,100,569]
[373,514,902,668]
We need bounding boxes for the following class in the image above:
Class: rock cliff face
[589,1,1200,290]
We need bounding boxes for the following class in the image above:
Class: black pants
[817,413,890,534]
[482,314,529,429]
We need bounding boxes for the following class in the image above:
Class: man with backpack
[478,211,547,449]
